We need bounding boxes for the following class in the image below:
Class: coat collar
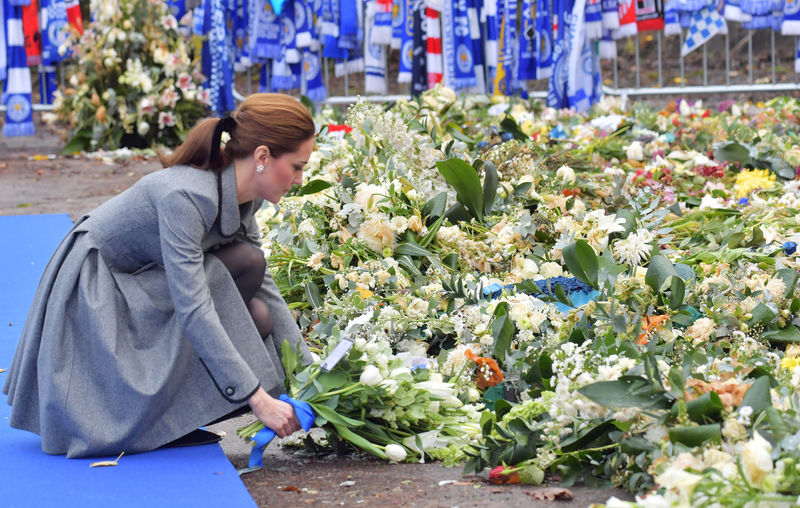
[218,164,241,237]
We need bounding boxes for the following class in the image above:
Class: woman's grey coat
[3,164,311,458]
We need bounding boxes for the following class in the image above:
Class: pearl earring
[256,164,264,174]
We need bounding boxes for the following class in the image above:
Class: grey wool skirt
[3,218,285,458]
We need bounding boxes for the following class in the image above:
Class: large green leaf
[436,158,484,222]
[645,255,677,293]
[739,376,772,417]
[562,240,598,288]
[482,161,499,216]
[713,141,751,165]
[296,179,334,196]
[500,115,529,141]
[686,391,724,423]
[491,302,515,361]
[669,275,686,310]
[422,191,448,220]
[763,325,800,344]
[669,424,721,446]
[578,376,671,409]
[305,282,323,309]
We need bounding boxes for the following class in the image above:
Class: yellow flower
[734,169,776,198]
[780,357,800,370]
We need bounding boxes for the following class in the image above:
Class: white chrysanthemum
[613,231,651,266]
[306,252,324,270]
[625,141,644,161]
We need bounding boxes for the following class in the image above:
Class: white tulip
[359,365,383,386]
[385,444,407,462]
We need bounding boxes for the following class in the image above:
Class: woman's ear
[254,145,271,164]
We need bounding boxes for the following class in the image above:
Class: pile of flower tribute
[241,88,800,506]
[47,0,211,152]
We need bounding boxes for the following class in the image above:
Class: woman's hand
[247,387,301,437]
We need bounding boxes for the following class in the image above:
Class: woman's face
[259,137,314,203]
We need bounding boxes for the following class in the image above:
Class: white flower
[685,317,716,344]
[655,469,702,505]
[158,111,175,129]
[358,219,395,253]
[741,431,773,487]
[359,365,383,386]
[556,165,576,184]
[406,298,429,320]
[539,262,563,279]
[626,141,644,161]
[137,121,150,136]
[385,444,407,462]
[306,252,324,270]
[297,218,317,237]
[613,231,652,267]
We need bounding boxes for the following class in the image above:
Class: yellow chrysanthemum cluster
[780,357,800,370]
[734,169,776,198]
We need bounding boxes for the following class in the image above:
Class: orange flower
[465,349,504,390]
[636,315,670,345]
[489,465,520,484]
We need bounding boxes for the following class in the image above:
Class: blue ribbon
[248,394,316,469]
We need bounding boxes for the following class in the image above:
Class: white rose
[137,121,150,136]
[385,444,407,462]
[625,141,644,161]
[556,165,576,184]
[406,298,429,320]
[298,218,316,236]
[539,262,563,279]
[359,365,383,386]
[741,431,773,487]
[468,388,481,402]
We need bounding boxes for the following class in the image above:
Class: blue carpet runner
[0,214,256,508]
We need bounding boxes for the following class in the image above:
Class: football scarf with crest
[442,0,477,88]
[536,0,553,79]
[3,0,35,136]
[782,0,800,33]
[396,0,413,81]
[518,0,537,81]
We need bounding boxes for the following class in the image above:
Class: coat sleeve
[158,190,261,403]
[240,202,313,365]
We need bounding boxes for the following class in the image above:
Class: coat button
[225,387,235,396]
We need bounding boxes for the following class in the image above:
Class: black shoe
[160,429,223,448]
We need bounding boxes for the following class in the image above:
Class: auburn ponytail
[158,93,315,172]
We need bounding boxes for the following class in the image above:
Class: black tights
[210,242,273,338]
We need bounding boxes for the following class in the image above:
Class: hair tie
[209,111,237,167]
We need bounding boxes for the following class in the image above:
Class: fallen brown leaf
[282,486,300,492]
[453,481,474,486]
[90,451,125,468]
[526,487,574,501]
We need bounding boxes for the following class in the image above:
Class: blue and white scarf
[248,0,281,60]
[391,0,404,48]
[371,0,393,44]
[742,0,772,16]
[397,0,413,82]
[203,0,235,115]
[682,6,726,56]
[295,0,312,48]
[585,0,603,38]
[536,0,553,79]
[271,59,301,90]
[599,29,617,58]
[304,50,327,101]
[784,0,800,33]
[232,0,250,69]
[3,0,35,137]
[280,0,300,64]
[466,0,486,92]
[548,0,572,108]
[567,0,602,111]
[41,0,68,64]
[518,0,537,81]
[483,0,498,80]
[442,0,477,89]
[0,0,6,81]
[772,0,784,31]
[664,2,681,34]
[334,0,364,76]
[39,65,58,104]
[492,0,517,95]
[365,0,387,92]
[724,0,753,21]
[602,0,619,28]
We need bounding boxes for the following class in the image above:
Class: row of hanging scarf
[1,0,81,136]
[180,0,800,116]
